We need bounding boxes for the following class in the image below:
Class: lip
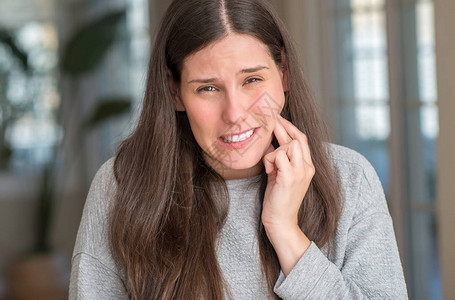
[217,127,259,150]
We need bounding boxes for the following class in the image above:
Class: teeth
[222,129,254,143]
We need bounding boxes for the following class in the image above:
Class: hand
[262,115,315,231]
[261,115,315,275]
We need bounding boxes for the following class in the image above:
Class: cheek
[270,84,286,111]
[187,102,220,123]
[185,105,221,140]
[249,88,285,124]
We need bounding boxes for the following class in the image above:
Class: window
[331,0,441,299]
[404,1,441,299]
[333,0,391,191]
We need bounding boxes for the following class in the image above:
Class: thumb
[264,143,275,156]
[263,143,275,174]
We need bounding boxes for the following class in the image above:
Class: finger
[277,116,313,166]
[264,143,275,156]
[273,117,292,146]
[263,144,275,174]
[263,146,293,175]
[263,149,288,173]
[277,115,305,141]
[263,159,274,174]
[263,151,274,174]
[287,140,304,168]
[274,150,292,175]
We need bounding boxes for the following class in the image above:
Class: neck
[203,154,264,180]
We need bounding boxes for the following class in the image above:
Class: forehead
[181,33,274,75]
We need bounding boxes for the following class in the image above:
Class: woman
[70,0,408,299]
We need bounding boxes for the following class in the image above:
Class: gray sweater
[69,144,408,299]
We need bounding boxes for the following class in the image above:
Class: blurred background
[0,0,453,299]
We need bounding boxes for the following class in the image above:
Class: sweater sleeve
[273,157,408,299]
[69,158,128,300]
[70,253,128,300]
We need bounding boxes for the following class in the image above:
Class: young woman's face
[172,33,288,180]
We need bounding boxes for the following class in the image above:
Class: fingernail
[277,114,283,119]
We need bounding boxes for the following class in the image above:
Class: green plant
[0,30,32,169]
[0,9,132,254]
[34,9,132,253]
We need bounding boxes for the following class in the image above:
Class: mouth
[220,128,256,143]
[217,127,259,150]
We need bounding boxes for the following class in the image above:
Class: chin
[221,153,263,171]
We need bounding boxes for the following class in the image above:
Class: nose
[221,90,249,125]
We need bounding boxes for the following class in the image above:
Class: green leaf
[0,30,29,71]
[61,10,126,75]
[0,144,12,169]
[84,97,131,129]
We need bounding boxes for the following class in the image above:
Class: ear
[167,69,185,112]
[280,48,289,92]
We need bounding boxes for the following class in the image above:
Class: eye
[244,77,262,85]
[197,86,217,93]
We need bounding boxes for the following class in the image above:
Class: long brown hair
[109,0,342,299]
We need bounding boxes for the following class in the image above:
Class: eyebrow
[187,65,269,84]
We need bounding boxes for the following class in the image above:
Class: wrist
[262,215,298,234]
[264,223,308,247]
[264,224,312,276]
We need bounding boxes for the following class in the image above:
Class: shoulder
[324,143,389,223]
[92,157,116,190]
[326,143,382,192]
[71,157,126,290]
[327,143,375,175]
[73,157,117,257]
[81,157,117,214]
[85,156,117,219]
